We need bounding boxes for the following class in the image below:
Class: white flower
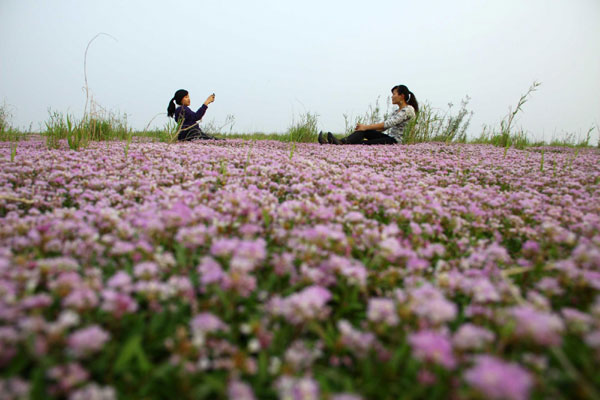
[248,338,260,353]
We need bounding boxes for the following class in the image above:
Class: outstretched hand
[204,93,216,106]
[355,123,366,131]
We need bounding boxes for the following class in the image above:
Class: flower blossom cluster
[1,139,599,398]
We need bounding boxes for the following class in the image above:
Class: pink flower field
[1,139,599,399]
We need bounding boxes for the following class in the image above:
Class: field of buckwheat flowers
[1,138,600,400]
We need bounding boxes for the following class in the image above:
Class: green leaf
[29,364,48,400]
[114,334,151,374]
[257,351,269,384]
[174,244,188,268]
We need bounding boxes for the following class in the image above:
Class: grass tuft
[0,103,22,142]
[287,111,319,143]
[473,81,541,149]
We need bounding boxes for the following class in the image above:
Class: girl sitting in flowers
[319,84,418,145]
[167,89,219,141]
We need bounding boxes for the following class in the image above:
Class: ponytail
[391,85,419,114]
[167,89,189,118]
[167,97,177,117]
[407,91,419,114]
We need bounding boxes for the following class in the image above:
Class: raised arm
[189,94,216,121]
[190,104,208,121]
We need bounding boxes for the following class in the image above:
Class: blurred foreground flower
[464,355,533,400]
[67,325,110,358]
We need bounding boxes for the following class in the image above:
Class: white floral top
[383,105,416,141]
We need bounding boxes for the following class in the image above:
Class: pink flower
[453,324,495,351]
[583,271,600,290]
[270,285,332,325]
[37,257,79,274]
[190,312,228,334]
[197,256,225,286]
[409,284,457,325]
[133,261,160,280]
[210,238,239,257]
[521,240,540,257]
[271,252,297,277]
[406,257,429,271]
[175,225,212,249]
[561,308,593,333]
[464,355,533,400]
[49,272,83,294]
[162,201,192,229]
[510,306,564,346]
[470,277,501,303]
[344,211,364,223]
[337,320,376,357]
[20,294,53,310]
[409,330,456,369]
[68,383,116,400]
[223,270,257,297]
[326,255,367,287]
[110,241,136,256]
[284,340,322,371]
[232,239,266,265]
[0,326,19,365]
[106,271,133,292]
[67,325,110,357]
[367,298,398,326]
[535,277,564,295]
[379,238,415,261]
[167,276,194,300]
[100,290,138,317]
[464,243,511,269]
[62,287,99,310]
[0,377,30,399]
[227,380,255,400]
[275,376,320,400]
[48,362,89,392]
[584,330,600,349]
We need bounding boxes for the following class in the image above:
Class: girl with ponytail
[167,89,217,141]
[320,84,418,145]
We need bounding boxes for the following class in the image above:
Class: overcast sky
[1,0,599,142]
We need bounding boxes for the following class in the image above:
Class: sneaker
[318,131,326,145]
[327,132,342,145]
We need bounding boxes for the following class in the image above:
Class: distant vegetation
[1,82,598,149]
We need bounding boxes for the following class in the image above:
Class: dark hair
[391,85,419,114]
[167,89,189,118]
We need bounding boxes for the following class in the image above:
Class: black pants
[177,125,217,141]
[342,130,397,145]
